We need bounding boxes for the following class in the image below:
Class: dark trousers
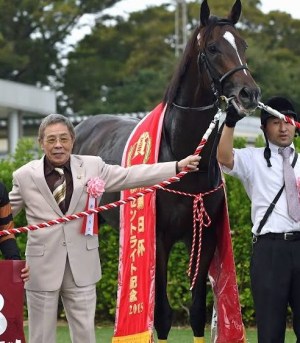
[250,236,300,343]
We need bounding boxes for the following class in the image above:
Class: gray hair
[38,113,76,142]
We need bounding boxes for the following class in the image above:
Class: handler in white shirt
[217,96,300,343]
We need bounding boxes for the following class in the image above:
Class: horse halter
[173,20,249,112]
[199,51,248,97]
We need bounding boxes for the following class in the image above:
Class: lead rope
[258,102,300,129]
[163,183,224,289]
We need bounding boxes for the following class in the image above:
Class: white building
[0,79,56,154]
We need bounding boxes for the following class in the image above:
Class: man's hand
[225,105,244,128]
[177,155,201,172]
[21,265,29,282]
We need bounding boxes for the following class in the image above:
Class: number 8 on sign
[0,294,8,335]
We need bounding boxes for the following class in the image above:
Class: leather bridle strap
[200,51,248,86]
[219,64,249,83]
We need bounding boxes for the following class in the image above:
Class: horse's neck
[175,58,215,109]
[162,107,218,168]
[162,59,219,165]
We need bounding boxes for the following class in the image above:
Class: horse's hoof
[194,337,205,343]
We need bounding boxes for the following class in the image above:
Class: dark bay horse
[73,0,261,341]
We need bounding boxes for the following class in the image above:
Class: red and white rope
[163,183,224,289]
[258,102,300,129]
[0,185,179,236]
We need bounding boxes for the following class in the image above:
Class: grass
[24,325,297,342]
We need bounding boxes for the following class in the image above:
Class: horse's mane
[162,16,234,106]
[162,26,199,106]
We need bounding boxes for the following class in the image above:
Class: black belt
[253,232,300,242]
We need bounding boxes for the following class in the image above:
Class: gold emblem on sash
[127,132,151,167]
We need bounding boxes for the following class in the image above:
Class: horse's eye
[207,44,218,54]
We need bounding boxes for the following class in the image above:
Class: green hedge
[2,135,300,326]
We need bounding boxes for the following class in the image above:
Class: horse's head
[197,0,261,113]
[165,0,260,114]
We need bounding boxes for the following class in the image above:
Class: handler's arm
[217,125,235,170]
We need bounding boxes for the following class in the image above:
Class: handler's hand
[21,265,29,282]
[225,105,244,128]
[177,155,201,172]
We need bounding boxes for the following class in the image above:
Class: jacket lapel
[32,157,63,216]
[67,155,86,215]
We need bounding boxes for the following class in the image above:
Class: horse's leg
[189,224,217,341]
[154,236,173,342]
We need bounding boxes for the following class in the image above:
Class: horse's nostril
[240,88,249,99]
[240,87,260,102]
[237,87,260,110]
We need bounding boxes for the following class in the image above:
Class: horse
[72,0,261,341]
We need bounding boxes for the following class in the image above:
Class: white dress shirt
[221,142,300,235]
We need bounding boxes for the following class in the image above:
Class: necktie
[53,167,66,213]
[278,147,300,222]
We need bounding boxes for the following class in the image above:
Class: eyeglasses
[44,136,72,145]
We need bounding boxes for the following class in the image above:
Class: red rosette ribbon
[81,177,106,236]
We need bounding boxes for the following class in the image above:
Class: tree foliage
[63,5,176,114]
[61,1,300,114]
[1,1,300,112]
[0,0,120,87]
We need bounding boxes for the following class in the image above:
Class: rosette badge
[81,177,106,236]
[87,177,106,198]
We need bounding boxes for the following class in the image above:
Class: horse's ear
[228,0,241,25]
[200,0,210,26]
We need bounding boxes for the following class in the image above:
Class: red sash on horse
[0,260,26,343]
[113,103,245,342]
[209,198,246,342]
[112,103,165,343]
